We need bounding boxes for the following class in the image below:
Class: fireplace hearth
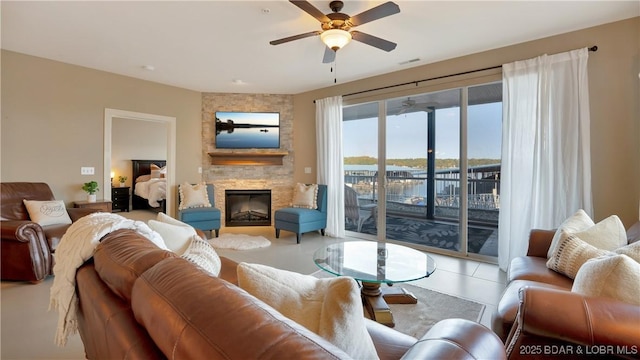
[225,189,271,226]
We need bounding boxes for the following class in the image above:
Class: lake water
[216,127,280,149]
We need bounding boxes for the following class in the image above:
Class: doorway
[103,108,176,216]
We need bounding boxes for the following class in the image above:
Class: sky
[343,102,502,160]
[215,111,279,126]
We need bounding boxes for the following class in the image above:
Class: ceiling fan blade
[350,31,397,52]
[349,2,400,27]
[270,31,322,45]
[322,46,336,63]
[290,0,330,23]
[394,107,408,115]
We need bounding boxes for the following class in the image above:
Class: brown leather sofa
[493,230,640,359]
[1,182,97,282]
[76,228,507,360]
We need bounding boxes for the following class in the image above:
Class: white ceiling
[2,1,638,94]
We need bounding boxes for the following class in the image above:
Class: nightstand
[111,186,130,212]
[74,199,112,212]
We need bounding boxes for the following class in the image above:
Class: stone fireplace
[225,189,271,226]
[201,93,296,227]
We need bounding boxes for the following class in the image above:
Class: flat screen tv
[215,111,280,149]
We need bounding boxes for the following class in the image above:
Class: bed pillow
[547,209,595,258]
[180,235,221,276]
[148,219,196,255]
[237,262,378,359]
[150,164,162,179]
[572,254,640,306]
[179,182,211,210]
[291,183,318,209]
[23,200,72,226]
[546,231,611,279]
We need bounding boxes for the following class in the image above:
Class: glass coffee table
[313,241,436,327]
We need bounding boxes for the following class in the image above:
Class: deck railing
[346,173,500,225]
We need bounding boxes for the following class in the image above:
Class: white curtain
[498,48,592,270]
[316,96,345,238]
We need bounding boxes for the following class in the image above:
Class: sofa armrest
[1,220,52,281]
[365,319,417,360]
[1,220,46,243]
[402,319,506,360]
[526,229,555,258]
[506,286,640,358]
[67,207,101,222]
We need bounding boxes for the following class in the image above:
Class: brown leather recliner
[493,229,640,359]
[1,182,97,282]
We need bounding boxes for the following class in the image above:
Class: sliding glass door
[343,102,379,238]
[343,82,502,260]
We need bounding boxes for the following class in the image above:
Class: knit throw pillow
[546,231,610,279]
[180,235,221,276]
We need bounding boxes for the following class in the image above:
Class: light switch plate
[81,167,95,175]
[304,167,312,174]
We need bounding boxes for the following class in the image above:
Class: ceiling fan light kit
[270,0,400,63]
[320,29,352,51]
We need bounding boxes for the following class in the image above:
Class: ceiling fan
[270,0,400,63]
[394,98,437,115]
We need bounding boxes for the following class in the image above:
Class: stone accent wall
[201,93,295,226]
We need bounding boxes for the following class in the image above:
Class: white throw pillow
[546,231,611,279]
[614,241,640,263]
[179,182,212,210]
[572,254,640,306]
[291,183,318,209]
[148,219,196,255]
[156,212,191,227]
[572,215,627,251]
[237,263,378,360]
[547,209,595,258]
[23,200,72,226]
[181,235,221,276]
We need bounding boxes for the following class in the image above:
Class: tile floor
[1,210,507,359]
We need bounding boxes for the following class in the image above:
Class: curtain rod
[338,45,598,99]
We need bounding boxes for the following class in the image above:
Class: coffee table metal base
[361,282,418,327]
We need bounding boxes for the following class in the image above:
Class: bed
[131,159,167,213]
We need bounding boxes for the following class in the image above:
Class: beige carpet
[312,271,485,338]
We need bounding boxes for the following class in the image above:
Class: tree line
[344,156,500,169]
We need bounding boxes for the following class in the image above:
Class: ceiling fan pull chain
[333,60,337,84]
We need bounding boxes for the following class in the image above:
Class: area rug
[347,215,497,256]
[312,271,485,338]
[208,233,271,250]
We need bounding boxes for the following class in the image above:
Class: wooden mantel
[208,151,288,166]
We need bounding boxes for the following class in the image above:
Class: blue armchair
[274,184,327,244]
[178,184,221,237]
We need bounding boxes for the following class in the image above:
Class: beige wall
[2,17,638,226]
[1,50,202,210]
[293,17,640,227]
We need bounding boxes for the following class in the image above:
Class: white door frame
[103,108,177,216]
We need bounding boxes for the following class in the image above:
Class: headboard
[131,159,166,210]
[131,159,166,183]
